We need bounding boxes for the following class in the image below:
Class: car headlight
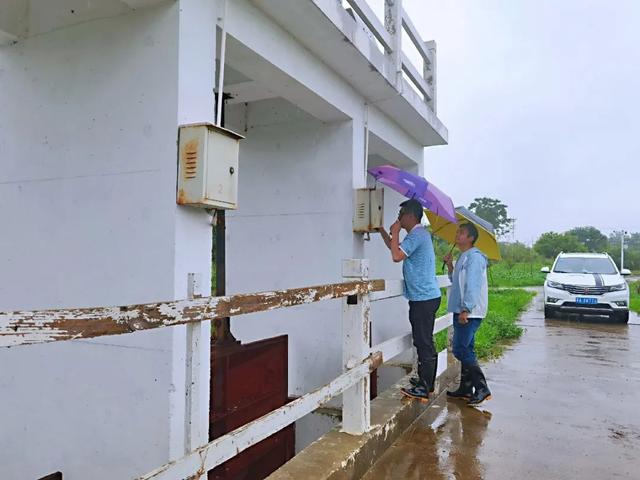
[547,280,564,290]
[610,283,627,291]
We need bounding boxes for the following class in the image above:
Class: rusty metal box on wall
[177,123,244,209]
[353,188,384,233]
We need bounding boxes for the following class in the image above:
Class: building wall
[225,99,422,450]
[226,99,354,394]
[0,5,183,479]
[0,0,434,475]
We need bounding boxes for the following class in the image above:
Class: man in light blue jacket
[444,223,492,406]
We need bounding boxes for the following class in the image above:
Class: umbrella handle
[441,244,455,274]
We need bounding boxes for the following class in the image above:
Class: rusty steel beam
[0,280,385,348]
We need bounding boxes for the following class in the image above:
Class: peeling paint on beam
[0,280,385,347]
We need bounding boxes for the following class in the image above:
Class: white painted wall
[0,0,437,475]
[224,97,419,384]
[225,99,354,395]
[224,98,424,449]
[0,4,199,479]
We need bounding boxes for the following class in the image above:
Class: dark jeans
[452,313,482,364]
[409,297,442,389]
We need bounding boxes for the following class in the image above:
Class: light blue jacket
[447,247,489,318]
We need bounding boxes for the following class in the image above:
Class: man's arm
[390,224,406,263]
[378,228,392,250]
[376,223,406,262]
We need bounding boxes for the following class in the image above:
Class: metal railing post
[425,40,437,113]
[341,259,371,435]
[183,273,209,480]
[384,0,403,87]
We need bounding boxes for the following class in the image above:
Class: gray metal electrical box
[177,123,244,209]
[353,188,384,233]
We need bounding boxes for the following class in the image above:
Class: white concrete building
[0,1,447,478]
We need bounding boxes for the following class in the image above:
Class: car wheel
[544,306,555,319]
[613,311,629,323]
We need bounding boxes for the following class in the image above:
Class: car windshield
[553,257,618,274]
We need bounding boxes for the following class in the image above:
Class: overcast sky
[391,0,640,244]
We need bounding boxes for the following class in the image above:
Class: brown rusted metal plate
[0,280,385,347]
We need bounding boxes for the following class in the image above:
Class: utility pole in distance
[621,230,627,270]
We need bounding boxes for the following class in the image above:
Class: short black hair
[399,199,423,222]
[460,222,479,244]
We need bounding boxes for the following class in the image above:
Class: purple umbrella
[367,165,457,223]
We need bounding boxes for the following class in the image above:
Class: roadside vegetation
[425,197,637,362]
[488,260,547,287]
[630,281,640,314]
[434,288,535,359]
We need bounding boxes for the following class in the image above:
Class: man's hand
[459,311,469,325]
[443,253,454,270]
[390,220,402,237]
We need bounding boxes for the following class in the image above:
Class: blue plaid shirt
[399,225,441,301]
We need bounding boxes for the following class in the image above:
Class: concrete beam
[120,0,169,8]
[224,35,348,122]
[0,0,27,45]
[226,80,279,105]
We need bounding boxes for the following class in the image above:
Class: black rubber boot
[467,363,492,406]
[446,363,473,399]
[410,355,438,393]
[429,355,438,393]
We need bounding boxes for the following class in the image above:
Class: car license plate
[576,297,597,305]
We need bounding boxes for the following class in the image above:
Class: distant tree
[567,226,608,252]
[501,241,537,265]
[468,197,514,238]
[534,232,587,259]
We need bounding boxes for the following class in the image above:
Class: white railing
[139,259,452,478]
[342,0,437,112]
[0,259,453,480]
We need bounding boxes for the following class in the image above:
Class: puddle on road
[364,295,640,480]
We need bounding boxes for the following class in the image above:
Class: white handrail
[371,274,450,302]
[402,52,434,101]
[138,358,375,480]
[345,0,393,52]
[372,312,452,362]
[135,262,456,480]
[401,8,434,66]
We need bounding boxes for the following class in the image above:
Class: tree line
[533,228,639,270]
[432,198,638,271]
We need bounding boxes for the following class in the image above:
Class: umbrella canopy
[367,165,457,224]
[425,206,502,261]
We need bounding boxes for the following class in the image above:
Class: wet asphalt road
[363,289,640,479]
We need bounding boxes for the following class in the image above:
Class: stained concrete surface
[363,289,640,479]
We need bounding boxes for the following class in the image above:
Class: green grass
[488,261,548,287]
[630,281,640,314]
[434,288,535,360]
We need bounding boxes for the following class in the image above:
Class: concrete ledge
[268,358,458,480]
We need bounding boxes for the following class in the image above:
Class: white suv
[542,252,631,323]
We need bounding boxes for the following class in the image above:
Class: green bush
[488,261,548,287]
[630,281,640,314]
